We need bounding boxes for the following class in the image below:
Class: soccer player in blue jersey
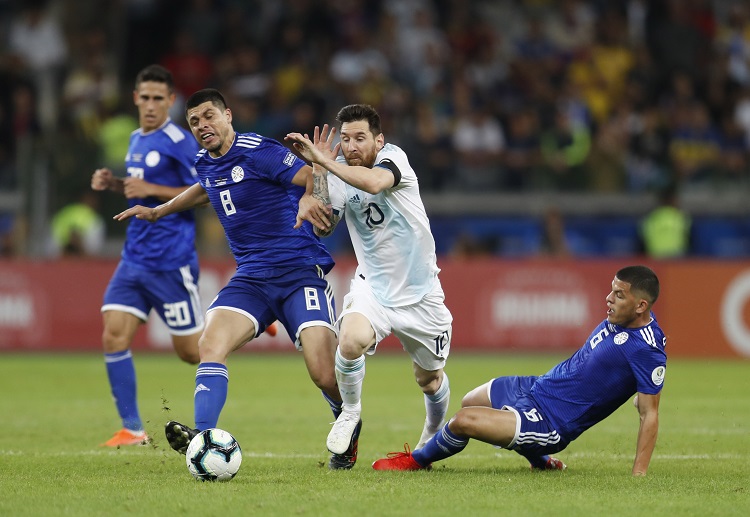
[92,65,203,447]
[113,89,352,468]
[371,265,666,476]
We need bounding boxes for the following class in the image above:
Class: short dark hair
[135,64,175,92]
[185,88,227,115]
[336,104,382,135]
[616,265,660,305]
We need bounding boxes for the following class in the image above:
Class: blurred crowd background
[1,0,749,260]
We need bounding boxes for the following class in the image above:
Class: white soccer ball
[185,428,242,482]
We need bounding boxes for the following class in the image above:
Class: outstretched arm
[632,392,660,476]
[122,177,194,202]
[286,125,394,195]
[113,182,208,222]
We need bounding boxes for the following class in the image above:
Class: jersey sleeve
[251,137,305,183]
[159,125,200,185]
[328,172,347,215]
[172,137,200,185]
[629,340,667,395]
[375,146,416,191]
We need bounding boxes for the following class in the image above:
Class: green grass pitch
[0,352,747,516]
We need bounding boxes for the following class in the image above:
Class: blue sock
[412,423,468,466]
[194,363,228,431]
[321,390,343,419]
[523,453,551,469]
[104,350,142,431]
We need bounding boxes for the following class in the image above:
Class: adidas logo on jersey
[349,194,361,204]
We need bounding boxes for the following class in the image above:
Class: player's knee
[177,348,200,365]
[416,370,442,395]
[308,369,337,392]
[173,335,201,364]
[448,409,475,435]
[197,337,228,363]
[101,328,130,352]
[337,334,368,359]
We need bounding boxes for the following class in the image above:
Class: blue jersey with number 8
[194,132,333,275]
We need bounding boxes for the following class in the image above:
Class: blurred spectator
[411,97,453,191]
[0,212,17,256]
[160,29,214,101]
[718,111,749,183]
[640,184,691,258]
[625,106,672,192]
[61,27,119,142]
[539,108,591,190]
[668,101,722,184]
[329,29,389,90]
[647,0,711,84]
[716,2,750,87]
[586,103,632,192]
[544,0,595,59]
[225,44,271,101]
[97,100,138,174]
[176,0,223,55]
[451,95,505,191]
[449,232,496,259]
[394,5,449,94]
[503,107,542,190]
[49,189,105,257]
[540,207,570,258]
[7,0,68,132]
[11,81,41,154]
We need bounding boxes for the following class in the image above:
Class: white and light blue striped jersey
[122,119,200,271]
[194,132,333,275]
[531,314,667,441]
[328,143,439,307]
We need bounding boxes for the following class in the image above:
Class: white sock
[334,348,364,414]
[424,373,450,431]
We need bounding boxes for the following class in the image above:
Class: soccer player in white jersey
[286,104,453,460]
[114,89,355,469]
[371,265,666,475]
[91,65,203,447]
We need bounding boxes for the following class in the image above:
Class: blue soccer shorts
[207,265,336,349]
[102,259,204,336]
[488,375,569,456]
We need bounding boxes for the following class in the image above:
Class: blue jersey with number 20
[122,119,199,270]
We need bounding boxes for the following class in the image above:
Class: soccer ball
[185,428,242,482]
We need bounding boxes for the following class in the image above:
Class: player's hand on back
[296,194,331,231]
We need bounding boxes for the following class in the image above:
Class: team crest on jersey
[283,151,296,167]
[231,166,244,182]
[651,366,666,386]
[145,150,161,167]
[614,332,629,345]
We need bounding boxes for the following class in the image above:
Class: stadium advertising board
[0,258,749,357]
